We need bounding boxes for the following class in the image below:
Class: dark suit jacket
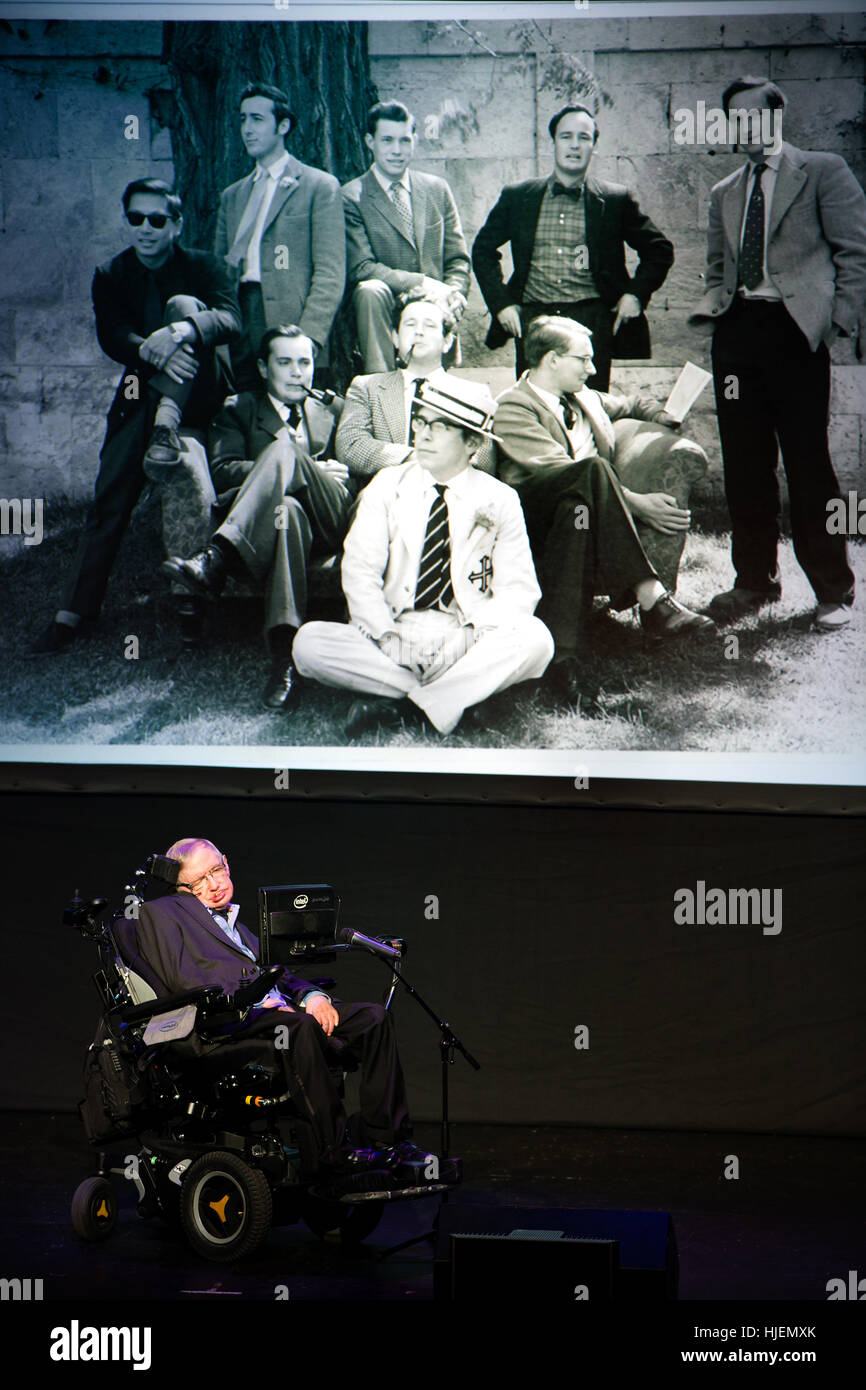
[208,390,343,507]
[472,175,674,355]
[342,167,471,294]
[135,893,316,1003]
[92,244,241,447]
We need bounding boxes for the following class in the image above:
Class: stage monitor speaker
[434,1205,678,1302]
[257,884,340,966]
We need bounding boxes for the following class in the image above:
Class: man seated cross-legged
[294,377,554,737]
[162,326,352,710]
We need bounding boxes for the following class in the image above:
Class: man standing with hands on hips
[473,104,674,388]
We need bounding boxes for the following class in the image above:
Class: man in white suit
[690,76,866,630]
[335,290,494,481]
[215,82,345,389]
[293,378,553,736]
[342,101,470,373]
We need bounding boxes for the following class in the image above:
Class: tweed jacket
[335,370,494,479]
[342,167,471,295]
[215,153,346,352]
[690,142,866,351]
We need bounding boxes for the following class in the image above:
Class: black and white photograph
[0,0,864,1361]
[1,0,864,782]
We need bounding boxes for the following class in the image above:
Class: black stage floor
[1,1112,862,1303]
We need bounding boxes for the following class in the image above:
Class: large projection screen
[1,0,864,791]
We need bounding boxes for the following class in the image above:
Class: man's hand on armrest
[623,488,691,535]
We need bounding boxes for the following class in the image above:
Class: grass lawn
[2,495,864,754]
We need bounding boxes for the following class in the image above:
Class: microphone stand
[349,939,480,1260]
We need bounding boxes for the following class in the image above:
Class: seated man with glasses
[135,836,441,1191]
[494,315,713,706]
[33,178,241,653]
[293,376,553,737]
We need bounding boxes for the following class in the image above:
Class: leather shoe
[161,545,226,600]
[142,425,182,480]
[262,658,297,710]
[814,602,853,631]
[547,656,602,716]
[317,1146,394,1197]
[706,587,779,624]
[345,697,405,737]
[31,619,83,654]
[374,1140,461,1186]
[641,592,715,639]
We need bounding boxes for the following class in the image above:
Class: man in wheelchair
[72,838,460,1261]
[132,837,442,1189]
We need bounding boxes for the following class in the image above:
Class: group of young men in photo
[34,75,866,737]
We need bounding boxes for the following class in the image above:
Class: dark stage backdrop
[1,792,862,1136]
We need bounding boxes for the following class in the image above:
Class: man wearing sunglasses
[293,376,553,736]
[33,179,241,653]
[135,837,437,1190]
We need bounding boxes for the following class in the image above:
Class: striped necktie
[415,485,454,610]
[389,180,416,245]
[739,163,767,290]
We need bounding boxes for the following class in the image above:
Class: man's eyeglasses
[411,414,459,438]
[126,212,175,229]
[177,858,230,895]
[562,353,593,366]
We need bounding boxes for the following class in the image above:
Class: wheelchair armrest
[112,986,219,1027]
[226,965,285,1012]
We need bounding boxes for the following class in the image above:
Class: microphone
[336,928,402,961]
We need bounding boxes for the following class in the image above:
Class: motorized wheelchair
[68,856,452,1262]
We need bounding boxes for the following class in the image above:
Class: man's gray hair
[165,837,221,867]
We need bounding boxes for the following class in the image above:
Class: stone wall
[370,13,866,503]
[1,13,864,506]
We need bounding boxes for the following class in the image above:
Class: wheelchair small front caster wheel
[180,1150,272,1262]
[71,1176,117,1242]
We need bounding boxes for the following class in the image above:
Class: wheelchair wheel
[180,1150,272,1262]
[71,1176,118,1242]
[301,1191,385,1245]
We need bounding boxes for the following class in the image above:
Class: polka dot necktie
[739,163,767,291]
[415,485,454,610]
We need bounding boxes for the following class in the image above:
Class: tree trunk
[157,20,377,386]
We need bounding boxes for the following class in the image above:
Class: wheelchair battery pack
[258,884,340,965]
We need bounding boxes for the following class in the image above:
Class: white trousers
[293,609,553,734]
